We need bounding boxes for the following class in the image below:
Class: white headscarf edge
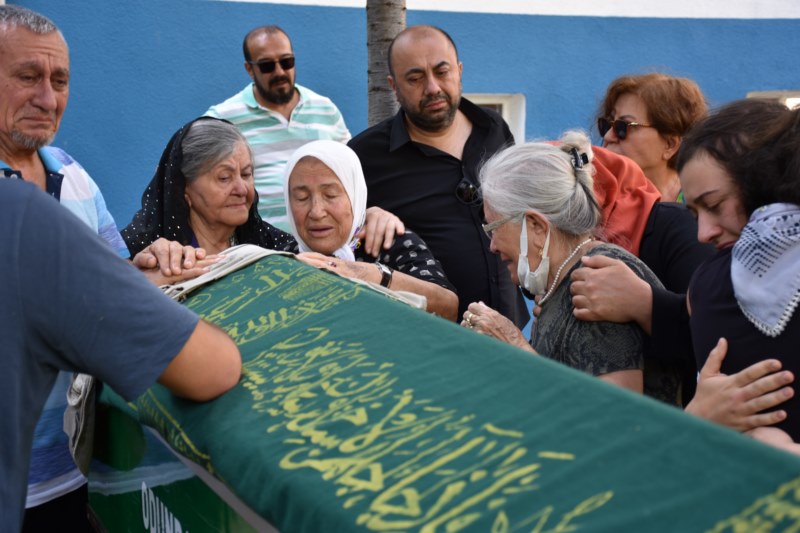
[283,140,368,262]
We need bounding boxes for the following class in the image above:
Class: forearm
[515,338,538,354]
[334,260,458,320]
[486,323,536,353]
[388,271,459,321]
[466,302,537,353]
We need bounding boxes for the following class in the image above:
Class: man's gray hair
[0,5,59,35]
[181,119,252,182]
[479,131,601,237]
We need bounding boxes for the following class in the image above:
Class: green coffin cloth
[102,255,800,532]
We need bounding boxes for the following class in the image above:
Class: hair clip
[569,147,588,170]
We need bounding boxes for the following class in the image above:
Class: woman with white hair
[463,131,679,403]
[284,140,459,320]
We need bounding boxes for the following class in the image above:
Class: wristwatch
[375,262,394,288]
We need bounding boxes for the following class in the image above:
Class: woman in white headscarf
[284,140,458,320]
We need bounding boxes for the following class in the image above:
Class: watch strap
[376,262,393,288]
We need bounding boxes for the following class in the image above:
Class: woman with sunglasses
[573,100,800,436]
[598,73,706,203]
[569,74,714,404]
[283,140,459,320]
[677,99,800,447]
[460,131,680,404]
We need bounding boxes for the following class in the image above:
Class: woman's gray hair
[181,119,251,183]
[479,130,601,237]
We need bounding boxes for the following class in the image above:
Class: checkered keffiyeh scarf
[732,203,800,337]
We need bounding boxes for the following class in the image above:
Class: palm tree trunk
[366,0,406,126]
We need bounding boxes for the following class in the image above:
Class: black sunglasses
[248,56,296,74]
[455,177,482,206]
[597,117,654,140]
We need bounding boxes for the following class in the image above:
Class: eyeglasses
[482,213,519,239]
[455,178,482,206]
[247,56,296,74]
[597,117,654,140]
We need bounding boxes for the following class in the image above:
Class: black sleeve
[251,220,297,252]
[650,287,693,362]
[271,225,298,252]
[648,286,697,403]
[639,203,715,294]
[361,230,457,294]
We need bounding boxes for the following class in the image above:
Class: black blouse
[349,98,525,326]
[690,248,800,440]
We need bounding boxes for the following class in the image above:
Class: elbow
[184,344,242,402]
[213,346,243,398]
[205,345,243,401]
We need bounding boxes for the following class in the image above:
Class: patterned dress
[532,243,680,405]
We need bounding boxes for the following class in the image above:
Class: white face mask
[517,219,550,295]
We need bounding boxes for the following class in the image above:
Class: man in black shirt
[349,25,527,325]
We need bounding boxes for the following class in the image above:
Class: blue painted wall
[18,1,800,229]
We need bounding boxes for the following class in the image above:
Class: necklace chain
[537,238,593,306]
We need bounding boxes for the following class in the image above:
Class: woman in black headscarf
[122,117,294,258]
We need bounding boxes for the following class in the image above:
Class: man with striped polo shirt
[206,25,350,231]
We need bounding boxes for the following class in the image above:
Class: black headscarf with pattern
[122,116,295,256]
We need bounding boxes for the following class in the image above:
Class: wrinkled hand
[570,255,652,328]
[132,237,210,276]
[746,427,800,456]
[685,338,794,431]
[358,207,405,258]
[460,301,536,353]
[132,238,219,287]
[297,252,380,284]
